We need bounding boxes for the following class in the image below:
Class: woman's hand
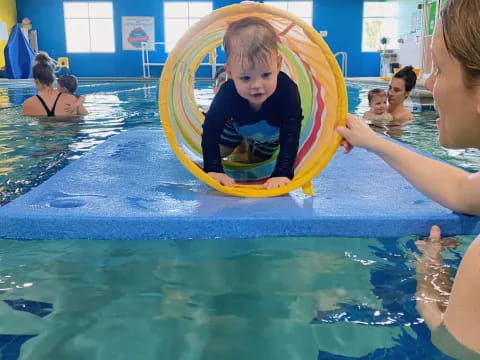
[336,113,382,151]
[207,172,235,187]
[415,225,460,263]
[263,176,290,189]
[414,225,459,315]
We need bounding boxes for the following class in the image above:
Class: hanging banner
[122,16,155,50]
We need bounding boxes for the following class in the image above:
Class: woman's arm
[415,226,458,330]
[337,114,480,215]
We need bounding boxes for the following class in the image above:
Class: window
[64,2,115,53]
[263,1,312,26]
[164,2,213,52]
[362,2,399,52]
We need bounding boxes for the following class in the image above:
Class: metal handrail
[334,51,348,77]
[141,41,223,78]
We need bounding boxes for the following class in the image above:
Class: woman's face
[424,23,480,149]
[387,77,408,106]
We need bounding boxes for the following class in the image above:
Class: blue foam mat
[0,128,478,240]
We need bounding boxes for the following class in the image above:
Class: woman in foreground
[337,0,480,357]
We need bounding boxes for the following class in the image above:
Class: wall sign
[122,16,155,51]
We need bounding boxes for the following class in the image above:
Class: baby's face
[370,94,388,115]
[226,52,281,110]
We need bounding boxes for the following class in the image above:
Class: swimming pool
[0,233,474,359]
[1,80,479,207]
[0,80,478,359]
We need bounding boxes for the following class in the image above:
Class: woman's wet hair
[393,66,417,92]
[441,0,480,88]
[57,75,78,94]
[33,52,55,86]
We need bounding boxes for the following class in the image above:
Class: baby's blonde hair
[223,17,278,67]
[367,88,387,104]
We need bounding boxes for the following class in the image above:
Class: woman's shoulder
[432,321,480,359]
[22,95,37,105]
[22,95,40,114]
[443,235,480,353]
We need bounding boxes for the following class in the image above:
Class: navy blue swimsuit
[202,72,303,179]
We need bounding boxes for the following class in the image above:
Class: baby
[363,88,393,121]
[213,66,227,94]
[57,75,88,115]
[201,17,303,190]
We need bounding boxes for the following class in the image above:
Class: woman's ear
[225,63,232,77]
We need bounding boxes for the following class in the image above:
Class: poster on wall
[122,16,155,51]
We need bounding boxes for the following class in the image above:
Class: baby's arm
[65,95,88,115]
[363,110,372,119]
[267,82,302,189]
[75,95,89,115]
[201,86,234,186]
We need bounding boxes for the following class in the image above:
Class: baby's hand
[263,177,290,189]
[64,103,76,114]
[207,172,235,187]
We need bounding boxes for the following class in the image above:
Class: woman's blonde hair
[441,0,480,88]
[223,16,278,67]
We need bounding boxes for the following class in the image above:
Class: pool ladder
[334,51,348,78]
[141,41,222,79]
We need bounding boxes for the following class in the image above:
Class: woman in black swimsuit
[22,52,78,117]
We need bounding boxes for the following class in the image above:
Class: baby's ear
[276,54,283,71]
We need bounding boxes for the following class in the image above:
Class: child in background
[201,17,303,190]
[57,75,88,115]
[213,67,227,94]
[363,88,392,121]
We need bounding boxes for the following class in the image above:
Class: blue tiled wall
[15,0,380,77]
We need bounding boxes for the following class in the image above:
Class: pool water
[0,234,474,359]
[0,81,160,205]
[0,80,478,359]
[1,80,479,206]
